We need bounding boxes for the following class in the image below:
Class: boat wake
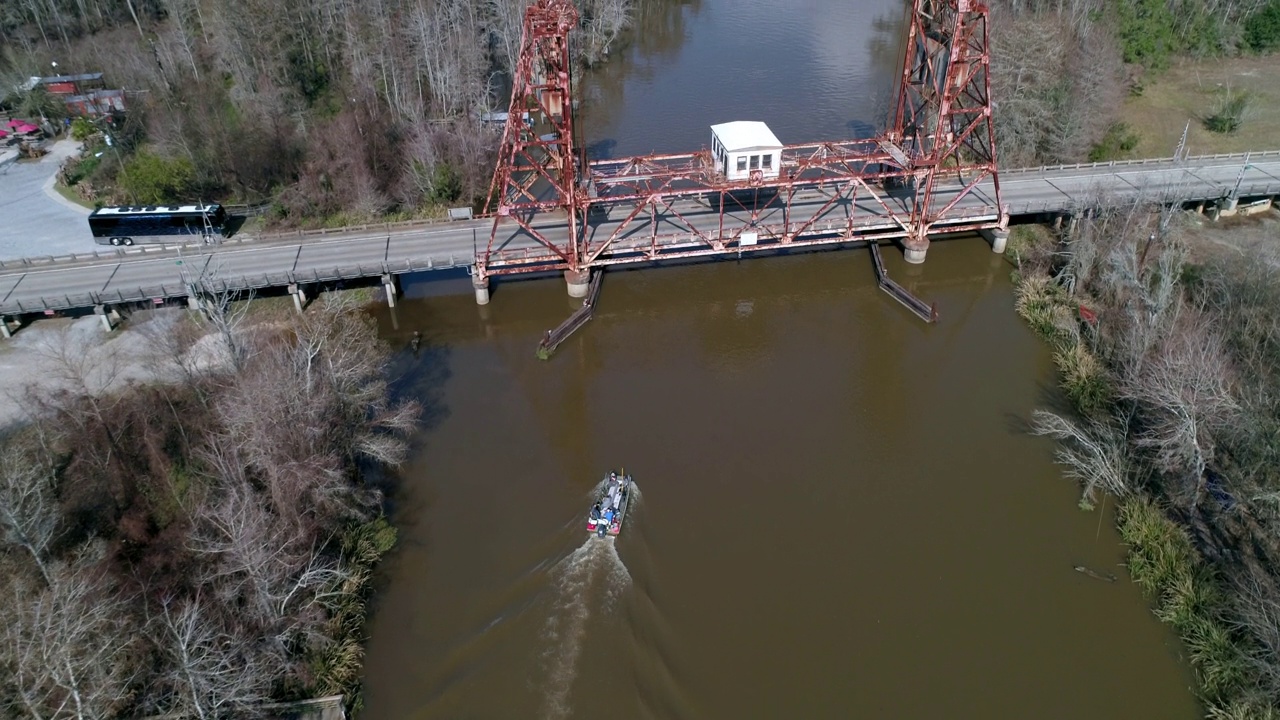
[538,536,631,720]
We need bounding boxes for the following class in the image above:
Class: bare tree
[1122,310,1239,508]
[148,593,276,720]
[186,262,255,374]
[1031,409,1134,506]
[0,542,139,720]
[0,440,61,586]
[187,451,350,645]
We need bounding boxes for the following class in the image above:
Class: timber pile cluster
[0,297,418,718]
[1012,207,1280,716]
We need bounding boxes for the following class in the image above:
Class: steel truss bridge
[2,0,1280,323]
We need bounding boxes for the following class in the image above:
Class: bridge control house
[711,121,782,181]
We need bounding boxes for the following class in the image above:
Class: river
[359,1,1200,718]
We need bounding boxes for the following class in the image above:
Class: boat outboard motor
[597,522,607,538]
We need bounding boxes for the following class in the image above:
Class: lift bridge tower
[479,0,1005,294]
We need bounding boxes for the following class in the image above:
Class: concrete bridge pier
[381,274,398,308]
[288,283,308,314]
[902,233,929,264]
[0,316,19,338]
[565,269,591,298]
[1064,214,1080,235]
[981,228,1009,254]
[473,274,491,305]
[93,304,121,332]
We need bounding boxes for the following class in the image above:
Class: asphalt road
[1,151,1278,316]
[0,140,92,261]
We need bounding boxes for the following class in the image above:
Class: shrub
[120,150,196,204]
[1243,0,1280,52]
[70,116,96,141]
[1055,343,1112,415]
[1015,275,1069,344]
[1205,91,1251,134]
[1088,122,1141,162]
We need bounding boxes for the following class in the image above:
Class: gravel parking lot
[0,139,93,261]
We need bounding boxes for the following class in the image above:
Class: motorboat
[588,471,632,538]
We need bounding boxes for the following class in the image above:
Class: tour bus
[87,204,228,246]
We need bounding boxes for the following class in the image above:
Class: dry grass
[1123,55,1280,157]
[51,181,96,210]
[1178,210,1280,267]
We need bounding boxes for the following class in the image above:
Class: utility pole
[1174,120,1190,162]
[1230,151,1252,201]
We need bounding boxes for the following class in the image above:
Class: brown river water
[360,1,1199,717]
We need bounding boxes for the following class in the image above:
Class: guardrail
[0,255,470,315]
[1005,182,1280,217]
[1000,149,1280,175]
[0,213,486,271]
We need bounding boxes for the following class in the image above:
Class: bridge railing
[0,255,473,315]
[1002,149,1280,175]
[1004,181,1280,216]
[0,213,485,272]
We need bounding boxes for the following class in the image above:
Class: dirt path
[0,309,230,429]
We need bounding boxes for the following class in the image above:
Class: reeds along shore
[1010,214,1280,717]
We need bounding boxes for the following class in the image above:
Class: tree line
[0,0,642,223]
[0,295,419,718]
[988,0,1276,167]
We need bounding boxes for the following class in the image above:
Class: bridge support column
[472,274,490,305]
[902,232,928,264]
[93,304,120,332]
[565,269,591,298]
[981,228,1009,254]
[0,316,18,339]
[1064,214,1080,235]
[381,274,398,308]
[1219,196,1239,218]
[288,283,307,314]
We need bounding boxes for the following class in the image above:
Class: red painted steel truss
[890,0,1005,253]
[481,0,1006,279]
[484,0,583,270]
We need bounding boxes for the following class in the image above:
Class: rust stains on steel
[479,0,1006,282]
[536,270,604,360]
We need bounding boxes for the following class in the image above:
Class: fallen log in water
[1074,565,1117,583]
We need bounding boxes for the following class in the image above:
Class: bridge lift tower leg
[482,0,586,296]
[889,0,1005,263]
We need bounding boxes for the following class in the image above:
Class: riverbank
[0,292,414,718]
[1010,207,1280,716]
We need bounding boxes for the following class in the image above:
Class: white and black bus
[87,204,228,246]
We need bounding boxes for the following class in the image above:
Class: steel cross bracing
[890,0,1003,256]
[484,0,584,271]
[481,0,1006,279]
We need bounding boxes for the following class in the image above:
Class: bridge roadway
[1,151,1278,317]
